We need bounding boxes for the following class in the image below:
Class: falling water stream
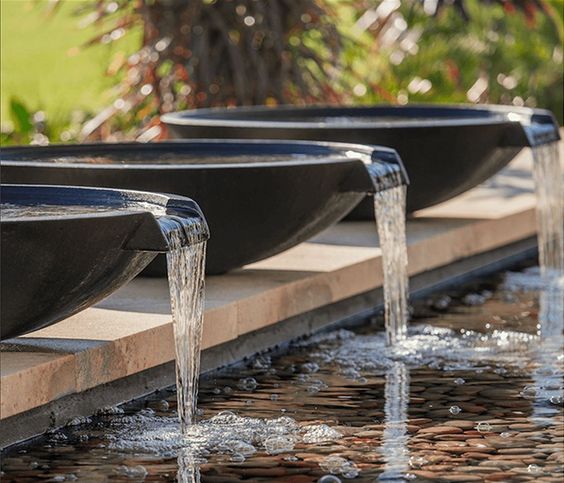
[531,141,564,337]
[531,142,564,278]
[373,181,410,346]
[165,221,207,434]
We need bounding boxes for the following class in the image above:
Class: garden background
[1,0,562,145]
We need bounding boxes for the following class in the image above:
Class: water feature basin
[0,184,208,340]
[161,104,560,216]
[0,140,408,275]
[2,261,562,481]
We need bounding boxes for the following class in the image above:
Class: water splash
[373,180,409,346]
[106,410,342,459]
[166,221,207,433]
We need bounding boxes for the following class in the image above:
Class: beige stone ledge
[0,144,549,419]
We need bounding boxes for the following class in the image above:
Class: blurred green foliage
[341,0,563,123]
[1,0,562,145]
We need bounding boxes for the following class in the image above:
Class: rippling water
[1,262,562,482]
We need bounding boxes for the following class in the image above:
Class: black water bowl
[0,140,407,275]
[0,184,207,340]
[161,104,560,217]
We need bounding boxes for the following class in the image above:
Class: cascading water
[532,142,563,277]
[165,219,207,434]
[531,141,564,336]
[372,178,410,346]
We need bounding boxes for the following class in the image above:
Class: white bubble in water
[210,410,238,424]
[500,432,512,438]
[319,456,358,478]
[449,405,462,415]
[409,456,428,468]
[527,464,542,474]
[66,416,92,427]
[227,440,256,456]
[115,465,148,478]
[475,422,492,432]
[264,435,295,455]
[302,425,343,444]
[318,476,342,483]
[223,386,233,394]
[237,377,258,391]
[520,385,539,399]
[341,461,359,479]
[301,362,320,373]
[341,367,361,380]
[229,452,245,463]
[97,405,124,415]
[550,395,563,405]
[356,377,368,384]
[270,394,280,401]
[453,378,466,385]
[319,456,348,473]
[463,293,487,306]
[156,400,169,411]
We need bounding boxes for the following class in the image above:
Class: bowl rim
[0,139,399,170]
[0,184,191,222]
[160,103,550,130]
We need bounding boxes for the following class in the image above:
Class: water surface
[1,262,562,482]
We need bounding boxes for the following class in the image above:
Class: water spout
[126,196,210,434]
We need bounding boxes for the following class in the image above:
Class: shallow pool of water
[1,262,562,482]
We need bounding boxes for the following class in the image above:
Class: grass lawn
[0,0,138,126]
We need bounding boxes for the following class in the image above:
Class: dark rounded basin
[0,184,208,340]
[161,104,560,216]
[0,140,407,275]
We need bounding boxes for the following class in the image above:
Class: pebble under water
[1,261,563,482]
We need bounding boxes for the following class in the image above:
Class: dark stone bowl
[0,140,407,275]
[0,184,207,339]
[161,104,560,217]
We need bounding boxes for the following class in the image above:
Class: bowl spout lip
[498,107,560,148]
[0,184,209,252]
[339,146,409,194]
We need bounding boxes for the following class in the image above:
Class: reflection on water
[1,261,563,482]
[379,362,410,481]
[177,449,201,483]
